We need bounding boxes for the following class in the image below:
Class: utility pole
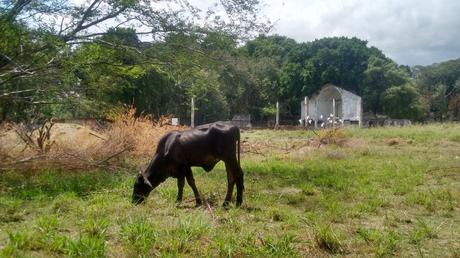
[304,96,308,126]
[275,101,279,129]
[191,97,195,128]
[332,98,336,128]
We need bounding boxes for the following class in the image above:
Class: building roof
[310,84,361,99]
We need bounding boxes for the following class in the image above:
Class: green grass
[1,124,459,257]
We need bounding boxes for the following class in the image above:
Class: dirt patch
[324,149,349,160]
[289,146,317,161]
[0,123,106,158]
[386,138,404,146]
[345,138,368,148]
[261,187,303,195]
[279,187,303,194]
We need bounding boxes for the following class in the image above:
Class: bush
[317,128,347,146]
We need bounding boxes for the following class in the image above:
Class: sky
[261,0,460,66]
[68,0,460,66]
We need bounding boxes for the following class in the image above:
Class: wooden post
[332,98,336,118]
[314,99,318,128]
[191,97,195,128]
[275,101,279,129]
[358,98,362,128]
[304,97,308,126]
[332,98,336,128]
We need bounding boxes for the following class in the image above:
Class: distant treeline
[1,1,459,123]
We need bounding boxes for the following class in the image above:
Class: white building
[300,84,362,127]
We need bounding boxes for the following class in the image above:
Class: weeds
[169,216,210,252]
[0,197,24,223]
[34,216,68,253]
[314,224,344,253]
[83,217,109,238]
[121,217,158,256]
[357,228,401,257]
[5,230,31,250]
[214,234,240,257]
[357,228,381,243]
[410,219,437,244]
[66,235,106,258]
[406,189,457,214]
[37,215,58,234]
[258,234,299,257]
[375,230,400,257]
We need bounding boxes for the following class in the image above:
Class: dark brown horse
[132,122,244,207]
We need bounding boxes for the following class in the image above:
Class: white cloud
[67,0,460,65]
[262,0,460,65]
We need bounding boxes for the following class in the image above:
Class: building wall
[300,85,361,123]
[340,88,361,121]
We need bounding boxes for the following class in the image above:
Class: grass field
[1,124,459,257]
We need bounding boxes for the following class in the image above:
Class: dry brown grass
[0,107,188,171]
[105,106,181,156]
[316,128,347,146]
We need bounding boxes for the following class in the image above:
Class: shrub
[316,128,347,146]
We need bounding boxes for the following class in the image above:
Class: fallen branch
[0,148,129,171]
[0,154,47,171]
[95,148,129,165]
[89,131,108,141]
[10,154,47,164]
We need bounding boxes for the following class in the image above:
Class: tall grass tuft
[168,216,210,253]
[83,217,109,238]
[410,219,437,244]
[314,224,344,253]
[121,217,158,256]
[260,234,298,257]
[66,235,106,258]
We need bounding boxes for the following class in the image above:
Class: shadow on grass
[0,169,127,200]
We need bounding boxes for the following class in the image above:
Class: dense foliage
[413,59,460,121]
[1,1,459,123]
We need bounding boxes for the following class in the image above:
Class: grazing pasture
[1,124,459,257]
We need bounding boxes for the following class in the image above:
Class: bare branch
[0,53,31,74]
[2,0,32,22]
[58,16,66,36]
[0,89,38,97]
[93,39,141,54]
[64,3,129,41]
[73,0,102,36]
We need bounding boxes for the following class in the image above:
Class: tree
[415,58,460,120]
[0,0,270,121]
[247,36,411,117]
[381,83,424,120]
[361,56,410,114]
